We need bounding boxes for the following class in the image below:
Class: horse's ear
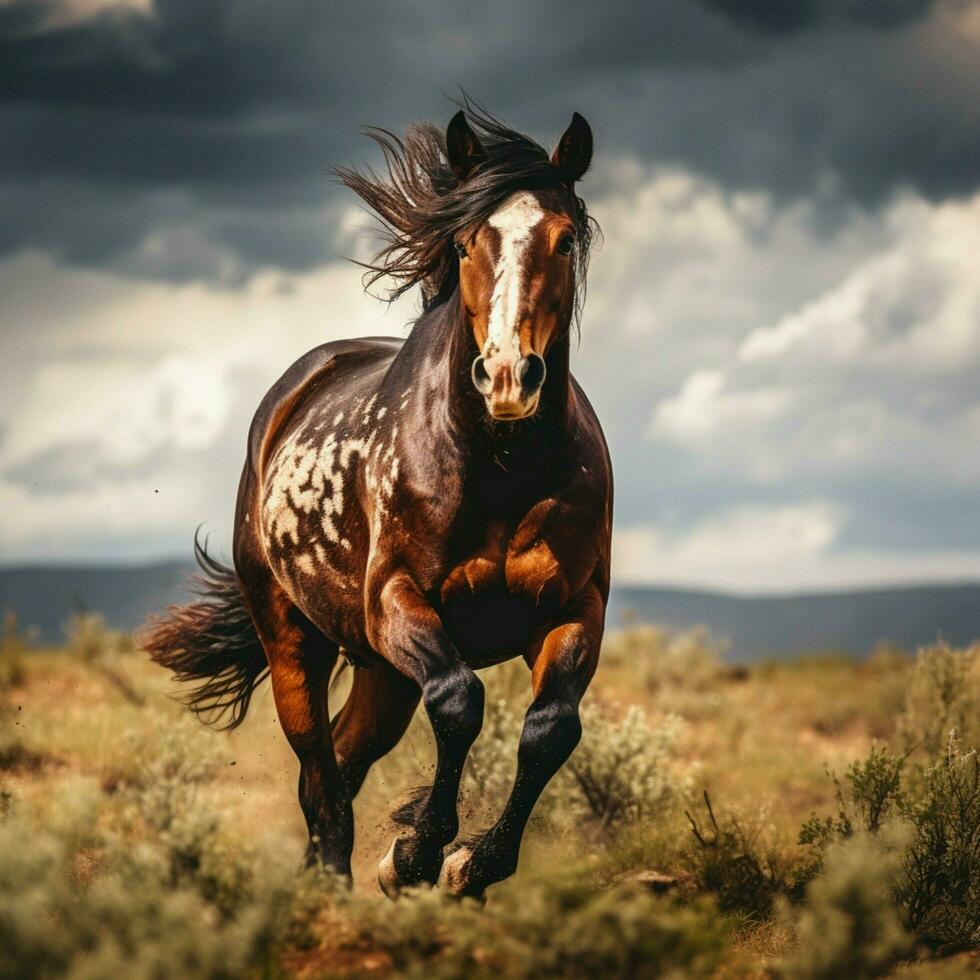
[551,112,593,184]
[446,110,488,183]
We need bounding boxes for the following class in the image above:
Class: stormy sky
[2,0,979,591]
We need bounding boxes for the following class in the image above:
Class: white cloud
[3,355,233,469]
[580,164,888,371]
[737,196,980,373]
[646,189,980,487]
[0,250,410,464]
[651,369,791,442]
[613,501,841,591]
[0,472,200,559]
[43,0,153,25]
[0,250,412,560]
[613,503,980,592]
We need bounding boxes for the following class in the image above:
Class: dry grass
[1,619,978,978]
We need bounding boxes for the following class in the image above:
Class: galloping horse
[144,104,613,900]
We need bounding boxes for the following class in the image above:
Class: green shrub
[64,614,146,707]
[897,738,980,950]
[779,832,913,980]
[799,737,980,953]
[0,774,301,979]
[845,746,907,833]
[798,745,906,877]
[461,694,522,823]
[568,703,686,828]
[339,867,730,979]
[891,957,980,979]
[899,641,978,757]
[861,648,916,740]
[487,882,729,980]
[684,791,790,919]
[65,613,136,662]
[116,709,225,830]
[109,711,277,920]
[462,690,686,833]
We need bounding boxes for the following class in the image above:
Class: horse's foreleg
[369,572,485,896]
[440,583,604,899]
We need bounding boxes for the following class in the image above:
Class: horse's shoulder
[248,337,403,475]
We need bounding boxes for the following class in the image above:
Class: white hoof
[438,846,473,895]
[377,839,401,899]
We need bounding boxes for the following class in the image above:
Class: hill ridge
[2,563,978,661]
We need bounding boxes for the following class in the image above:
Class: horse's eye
[557,233,575,256]
[454,240,468,260]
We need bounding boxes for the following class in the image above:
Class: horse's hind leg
[331,660,421,799]
[241,572,353,875]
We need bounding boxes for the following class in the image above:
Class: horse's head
[448,112,593,421]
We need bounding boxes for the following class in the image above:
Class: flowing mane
[335,100,597,323]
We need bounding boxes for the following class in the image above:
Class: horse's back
[247,336,403,476]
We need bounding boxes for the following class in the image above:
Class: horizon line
[1,557,979,601]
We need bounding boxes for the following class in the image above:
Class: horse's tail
[140,531,268,731]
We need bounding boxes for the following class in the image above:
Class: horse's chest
[440,539,559,602]
[436,518,570,662]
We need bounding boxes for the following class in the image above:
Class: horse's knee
[423,667,484,744]
[521,701,582,767]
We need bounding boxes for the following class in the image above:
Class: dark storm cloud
[699,0,938,33]
[1,0,978,281]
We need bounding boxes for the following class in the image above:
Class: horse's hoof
[378,839,401,899]
[438,846,484,903]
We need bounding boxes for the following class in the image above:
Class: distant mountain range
[0,562,190,643]
[608,584,980,661]
[1,562,978,662]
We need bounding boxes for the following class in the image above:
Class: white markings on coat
[261,399,402,568]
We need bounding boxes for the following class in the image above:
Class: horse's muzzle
[471,353,546,420]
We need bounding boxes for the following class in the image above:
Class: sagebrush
[2,622,978,978]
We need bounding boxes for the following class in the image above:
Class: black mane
[335,98,597,322]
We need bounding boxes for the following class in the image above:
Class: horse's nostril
[471,356,493,395]
[516,354,547,395]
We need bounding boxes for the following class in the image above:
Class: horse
[143,103,613,900]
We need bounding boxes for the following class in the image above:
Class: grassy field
[1,613,979,978]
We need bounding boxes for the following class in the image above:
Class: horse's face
[457,188,578,420]
[448,112,593,421]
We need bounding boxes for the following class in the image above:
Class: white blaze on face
[485,191,545,363]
